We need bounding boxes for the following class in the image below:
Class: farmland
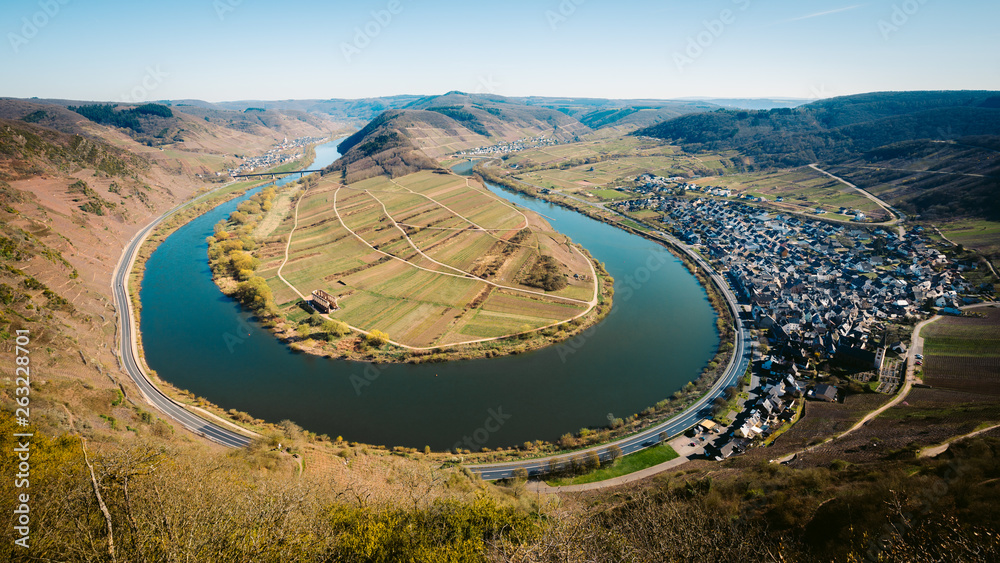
[921,306,1000,394]
[502,137,733,202]
[936,217,1000,272]
[497,136,886,219]
[252,169,607,356]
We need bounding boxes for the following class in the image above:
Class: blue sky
[2,0,998,102]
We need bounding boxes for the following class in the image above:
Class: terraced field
[256,170,598,348]
[922,306,1000,395]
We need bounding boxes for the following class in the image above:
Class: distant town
[226,136,327,177]
[457,135,559,157]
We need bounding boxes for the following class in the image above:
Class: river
[139,141,719,450]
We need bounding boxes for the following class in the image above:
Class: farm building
[812,384,839,403]
[311,289,338,313]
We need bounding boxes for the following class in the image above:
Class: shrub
[323,320,351,340]
[366,330,389,347]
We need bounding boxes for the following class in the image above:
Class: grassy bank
[546,443,680,486]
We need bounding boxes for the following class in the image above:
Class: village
[227,135,327,177]
[632,173,873,221]
[457,135,559,157]
[612,173,989,461]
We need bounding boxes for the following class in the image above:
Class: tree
[229,251,259,277]
[278,419,303,442]
[234,276,275,313]
[607,445,623,463]
[512,468,529,482]
[558,433,576,449]
[724,385,739,400]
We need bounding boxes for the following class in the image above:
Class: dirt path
[933,225,1000,279]
[340,187,592,307]
[920,423,1000,458]
[385,178,535,248]
[771,304,999,464]
[835,164,993,179]
[772,314,942,464]
[275,187,310,302]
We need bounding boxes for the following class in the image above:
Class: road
[112,187,255,448]
[808,164,904,235]
[468,184,752,481]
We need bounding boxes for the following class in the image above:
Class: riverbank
[126,139,340,438]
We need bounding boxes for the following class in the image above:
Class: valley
[3,88,1000,562]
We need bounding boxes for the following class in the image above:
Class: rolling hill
[634,91,1000,221]
[0,97,341,460]
[326,92,598,183]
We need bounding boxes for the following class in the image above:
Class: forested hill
[633,91,1000,168]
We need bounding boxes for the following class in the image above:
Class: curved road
[112,190,254,448]
[467,196,751,480]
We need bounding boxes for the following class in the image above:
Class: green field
[499,136,892,221]
[255,170,596,348]
[546,444,680,486]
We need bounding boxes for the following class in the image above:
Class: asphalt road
[467,209,751,480]
[112,192,253,448]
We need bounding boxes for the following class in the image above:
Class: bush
[322,320,351,340]
[366,330,389,347]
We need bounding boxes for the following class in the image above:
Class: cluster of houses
[457,135,558,157]
[635,173,731,197]
[611,192,986,459]
[652,197,974,367]
[613,173,992,462]
[632,174,873,222]
[713,374,807,459]
[227,136,326,177]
